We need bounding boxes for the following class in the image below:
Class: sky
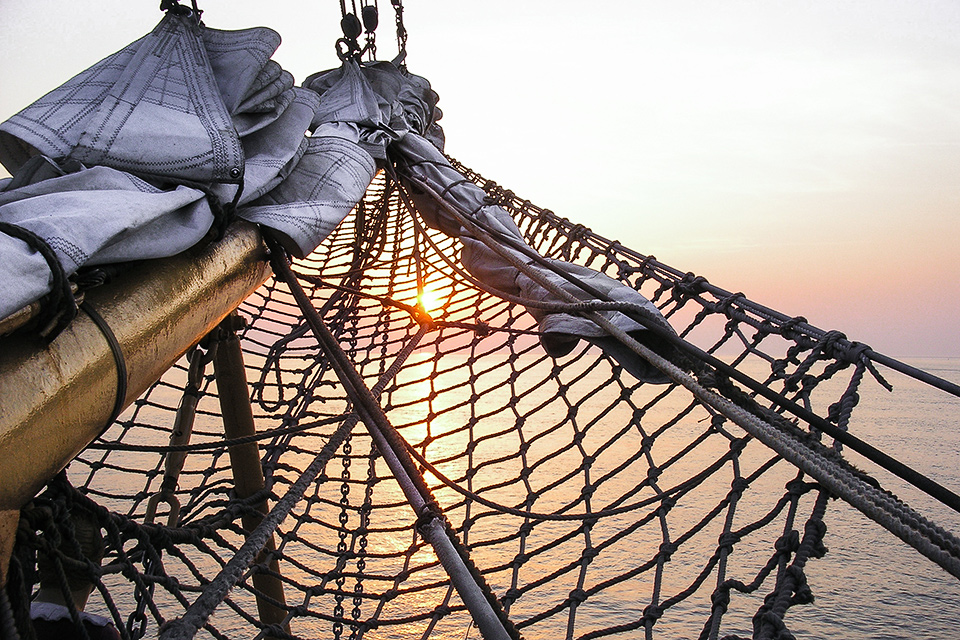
[0,1,958,357]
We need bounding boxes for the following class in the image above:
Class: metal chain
[332,432,353,639]
[143,341,218,527]
[350,444,377,636]
[391,0,408,66]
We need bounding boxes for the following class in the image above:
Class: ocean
[364,352,960,639]
[783,357,960,640]
[75,354,960,639]
[448,355,960,640]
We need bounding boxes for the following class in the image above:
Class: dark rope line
[451,157,960,399]
[16,163,954,640]
[0,220,77,341]
[401,432,750,522]
[267,234,522,640]
[80,301,129,430]
[295,272,532,337]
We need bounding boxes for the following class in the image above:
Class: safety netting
[6,161,960,640]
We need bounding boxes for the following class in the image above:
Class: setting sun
[417,284,446,315]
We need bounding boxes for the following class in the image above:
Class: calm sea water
[461,356,960,640]
[369,353,960,640]
[82,356,960,639]
[782,357,960,640]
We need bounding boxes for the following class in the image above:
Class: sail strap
[0,222,76,341]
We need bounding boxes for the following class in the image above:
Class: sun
[417,284,446,315]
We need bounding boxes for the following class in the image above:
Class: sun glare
[417,285,446,315]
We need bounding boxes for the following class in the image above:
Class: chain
[133,341,216,638]
[391,0,408,66]
[143,341,218,527]
[332,432,353,639]
[349,445,377,636]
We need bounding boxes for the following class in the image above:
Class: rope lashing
[12,159,960,639]
[398,168,960,514]
[79,301,129,430]
[0,221,77,342]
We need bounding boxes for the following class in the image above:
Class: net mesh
[7,162,959,640]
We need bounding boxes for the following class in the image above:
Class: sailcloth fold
[0,15,321,326]
[304,59,675,382]
[0,14,246,186]
[0,160,213,320]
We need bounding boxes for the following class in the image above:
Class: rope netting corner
[6,163,960,640]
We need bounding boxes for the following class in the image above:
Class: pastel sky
[1,1,958,357]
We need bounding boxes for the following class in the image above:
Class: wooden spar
[212,313,289,632]
[0,221,271,513]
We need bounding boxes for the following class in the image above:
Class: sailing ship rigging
[0,2,958,639]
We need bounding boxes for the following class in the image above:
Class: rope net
[8,162,960,640]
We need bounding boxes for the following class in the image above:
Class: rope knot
[778,316,808,340]
[717,292,745,315]
[729,438,749,455]
[642,603,665,622]
[673,273,708,298]
[752,319,775,341]
[770,358,790,379]
[658,541,678,559]
[638,253,658,275]
[414,503,440,536]
[729,477,750,494]
[817,330,849,361]
[657,496,676,516]
[717,531,740,553]
[804,520,828,559]
[503,588,522,604]
[775,530,800,555]
[710,587,732,612]
[757,610,794,639]
[568,588,588,604]
[646,466,662,483]
[785,479,810,496]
